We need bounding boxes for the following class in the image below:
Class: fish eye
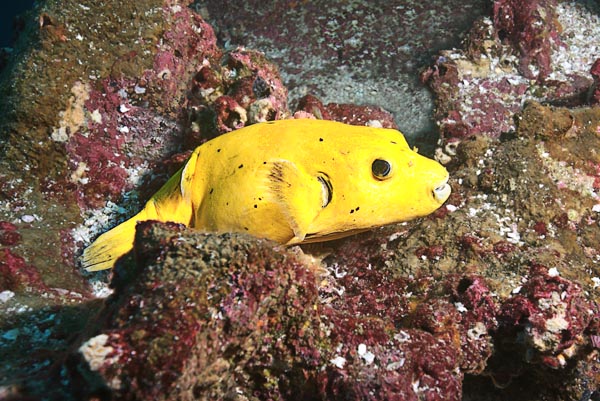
[372,159,392,180]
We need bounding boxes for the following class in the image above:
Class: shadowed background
[1,1,36,48]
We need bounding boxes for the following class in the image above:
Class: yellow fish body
[82,119,451,271]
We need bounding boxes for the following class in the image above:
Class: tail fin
[81,210,149,271]
[81,151,200,271]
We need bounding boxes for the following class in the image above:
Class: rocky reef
[1,0,600,400]
[195,0,491,138]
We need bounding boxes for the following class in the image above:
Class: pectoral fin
[269,160,328,243]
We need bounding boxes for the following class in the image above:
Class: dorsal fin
[180,148,201,203]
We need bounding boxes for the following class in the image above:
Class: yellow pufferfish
[82,118,451,271]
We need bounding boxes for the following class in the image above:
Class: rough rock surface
[422,0,600,147]
[65,221,478,401]
[195,0,491,138]
[68,222,323,401]
[1,0,600,400]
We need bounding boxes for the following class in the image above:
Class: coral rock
[0,249,48,292]
[296,94,398,129]
[498,263,596,367]
[493,0,561,80]
[70,221,322,400]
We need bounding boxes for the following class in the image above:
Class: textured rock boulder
[69,221,485,401]
[422,0,598,147]
[198,0,491,137]
[69,221,322,400]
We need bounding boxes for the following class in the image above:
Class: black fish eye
[372,159,392,180]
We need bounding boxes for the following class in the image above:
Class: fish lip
[433,177,451,203]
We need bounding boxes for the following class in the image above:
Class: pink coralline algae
[442,275,498,372]
[421,58,530,141]
[497,263,598,369]
[421,0,593,144]
[66,78,183,210]
[421,45,526,141]
[493,0,560,81]
[320,328,463,401]
[296,94,398,129]
[0,221,22,246]
[320,102,398,129]
[315,234,496,400]
[400,276,497,376]
[185,48,290,144]
[0,248,48,292]
[70,221,323,401]
[144,4,221,116]
[589,58,600,105]
[223,50,289,119]
[68,222,502,401]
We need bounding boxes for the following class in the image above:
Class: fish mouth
[433,177,451,203]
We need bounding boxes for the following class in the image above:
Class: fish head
[301,127,451,241]
[364,145,451,221]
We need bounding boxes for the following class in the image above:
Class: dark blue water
[1,1,36,48]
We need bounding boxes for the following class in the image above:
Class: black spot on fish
[244,226,249,231]
[390,141,397,144]
[217,148,221,152]
[263,161,267,164]
[238,164,244,169]
[258,197,262,201]
[319,138,324,142]
[209,188,214,194]
[226,202,229,206]
[350,209,354,214]
[254,204,257,208]
[356,206,360,211]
